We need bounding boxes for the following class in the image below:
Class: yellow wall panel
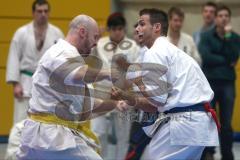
[0,69,13,135]
[0,1,31,17]
[0,19,30,42]
[0,43,9,67]
[0,0,110,20]
[50,0,110,19]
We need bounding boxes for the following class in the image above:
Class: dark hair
[168,7,185,19]
[202,1,217,10]
[32,0,50,12]
[139,8,168,36]
[216,4,231,17]
[107,12,126,28]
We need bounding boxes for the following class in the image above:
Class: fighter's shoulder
[152,37,179,57]
[39,42,67,67]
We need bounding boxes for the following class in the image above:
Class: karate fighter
[112,8,219,160]
[16,14,127,160]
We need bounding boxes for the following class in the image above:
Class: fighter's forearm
[92,99,116,114]
[73,65,109,83]
[111,86,159,113]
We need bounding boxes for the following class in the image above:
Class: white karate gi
[16,39,102,160]
[91,36,139,159]
[167,32,202,66]
[138,37,219,160]
[6,22,64,124]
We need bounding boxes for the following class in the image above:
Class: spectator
[167,6,201,65]
[193,2,217,48]
[199,4,240,160]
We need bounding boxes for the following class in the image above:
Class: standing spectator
[193,2,217,48]
[167,6,201,65]
[199,4,240,160]
[6,0,64,124]
[5,0,64,159]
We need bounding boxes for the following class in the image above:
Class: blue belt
[141,103,206,127]
[164,103,205,114]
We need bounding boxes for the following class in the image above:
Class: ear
[153,23,161,33]
[78,26,87,38]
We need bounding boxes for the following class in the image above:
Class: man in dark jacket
[199,4,240,160]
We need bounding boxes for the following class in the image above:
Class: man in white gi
[6,0,64,124]
[16,14,128,160]
[167,7,201,66]
[5,1,64,159]
[112,8,219,160]
[91,12,139,159]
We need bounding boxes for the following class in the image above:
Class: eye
[139,21,145,26]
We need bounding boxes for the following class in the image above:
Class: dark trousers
[125,111,158,160]
[202,80,235,160]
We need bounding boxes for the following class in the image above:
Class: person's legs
[201,81,219,160]
[17,133,103,160]
[218,81,235,160]
[115,111,131,160]
[91,115,109,158]
[126,121,151,160]
[5,121,25,160]
[143,122,204,160]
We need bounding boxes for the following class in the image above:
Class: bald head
[69,14,98,32]
[66,14,99,55]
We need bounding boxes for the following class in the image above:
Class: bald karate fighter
[17,14,127,160]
